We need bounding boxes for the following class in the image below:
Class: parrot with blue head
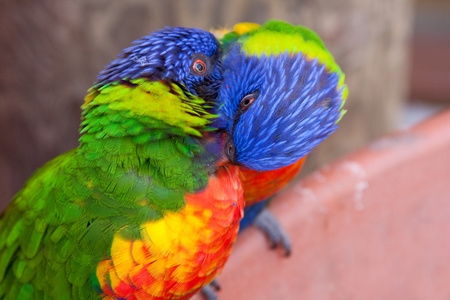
[0,26,247,300]
[200,20,347,300]
[219,19,347,252]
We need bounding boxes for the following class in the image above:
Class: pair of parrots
[0,20,347,299]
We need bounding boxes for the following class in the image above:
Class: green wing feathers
[0,150,106,299]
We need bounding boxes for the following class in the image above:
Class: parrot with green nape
[200,20,347,300]
[0,26,249,300]
[219,19,347,253]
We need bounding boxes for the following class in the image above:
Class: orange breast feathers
[240,156,306,206]
[96,165,244,300]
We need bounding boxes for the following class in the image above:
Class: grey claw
[253,209,292,256]
[209,278,221,291]
[200,279,221,300]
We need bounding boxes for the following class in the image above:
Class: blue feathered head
[217,21,347,171]
[95,26,222,101]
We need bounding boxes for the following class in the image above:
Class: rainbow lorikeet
[219,20,347,251]
[0,26,247,300]
[200,20,347,299]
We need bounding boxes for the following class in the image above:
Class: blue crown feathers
[219,46,344,171]
[95,26,222,99]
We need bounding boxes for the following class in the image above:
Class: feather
[0,25,241,300]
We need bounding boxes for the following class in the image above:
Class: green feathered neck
[77,78,217,180]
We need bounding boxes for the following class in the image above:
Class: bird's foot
[253,208,291,256]
[200,279,221,300]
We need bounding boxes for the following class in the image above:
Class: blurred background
[0,0,449,212]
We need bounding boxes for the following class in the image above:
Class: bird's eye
[239,90,259,110]
[193,59,206,74]
[241,96,254,108]
[190,53,210,77]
